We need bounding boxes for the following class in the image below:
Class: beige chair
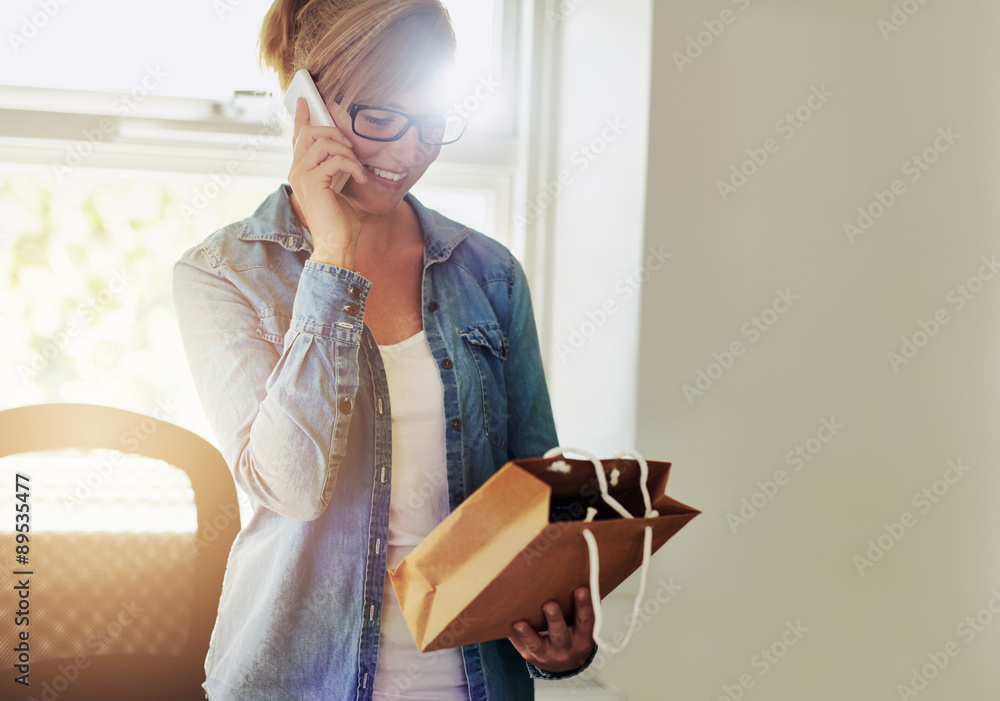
[0,403,239,701]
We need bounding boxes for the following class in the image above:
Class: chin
[344,182,414,216]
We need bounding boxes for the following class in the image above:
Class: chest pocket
[256,307,292,349]
[459,321,509,451]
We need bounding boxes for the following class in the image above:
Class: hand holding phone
[283,69,368,269]
[283,69,352,193]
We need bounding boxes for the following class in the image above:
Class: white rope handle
[612,448,659,519]
[542,446,633,519]
[542,446,657,656]
[583,525,653,655]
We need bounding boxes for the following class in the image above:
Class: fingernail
[576,589,587,601]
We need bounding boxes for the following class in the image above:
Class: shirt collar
[238,183,471,265]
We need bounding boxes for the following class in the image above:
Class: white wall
[544,0,654,458]
[547,0,1000,698]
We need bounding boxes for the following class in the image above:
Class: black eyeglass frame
[339,101,467,146]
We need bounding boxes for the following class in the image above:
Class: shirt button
[450,418,461,430]
[344,303,360,317]
[339,397,352,413]
[441,357,453,369]
[348,284,362,300]
[453,492,464,504]
[428,300,438,312]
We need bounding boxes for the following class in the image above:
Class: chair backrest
[0,402,240,701]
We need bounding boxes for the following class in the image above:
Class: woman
[171,0,597,699]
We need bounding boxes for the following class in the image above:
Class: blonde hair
[257,0,457,109]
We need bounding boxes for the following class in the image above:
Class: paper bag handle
[583,524,653,655]
[542,446,658,656]
[541,446,659,519]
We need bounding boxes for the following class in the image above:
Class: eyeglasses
[343,102,467,146]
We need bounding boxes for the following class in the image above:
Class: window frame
[0,0,560,326]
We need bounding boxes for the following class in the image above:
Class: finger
[542,601,571,649]
[294,131,354,171]
[573,586,596,638]
[509,620,546,658]
[300,139,363,173]
[506,634,527,660]
[293,114,355,172]
[307,153,367,187]
[293,97,310,148]
[291,137,367,189]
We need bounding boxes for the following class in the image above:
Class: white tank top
[372,329,470,700]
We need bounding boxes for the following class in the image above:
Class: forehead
[363,67,453,113]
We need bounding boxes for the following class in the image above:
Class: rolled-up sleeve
[172,248,371,521]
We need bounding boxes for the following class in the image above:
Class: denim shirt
[171,184,596,700]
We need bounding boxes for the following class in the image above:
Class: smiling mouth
[365,165,408,182]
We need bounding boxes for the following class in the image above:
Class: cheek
[416,145,442,170]
[350,141,382,163]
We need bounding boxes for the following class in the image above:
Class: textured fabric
[171,183,594,701]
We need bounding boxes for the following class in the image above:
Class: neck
[355,198,414,259]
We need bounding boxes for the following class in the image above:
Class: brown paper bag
[387,447,700,652]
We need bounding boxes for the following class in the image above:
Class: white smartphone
[283,68,349,194]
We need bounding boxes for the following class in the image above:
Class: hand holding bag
[386,446,700,653]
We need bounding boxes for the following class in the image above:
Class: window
[0,0,528,440]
